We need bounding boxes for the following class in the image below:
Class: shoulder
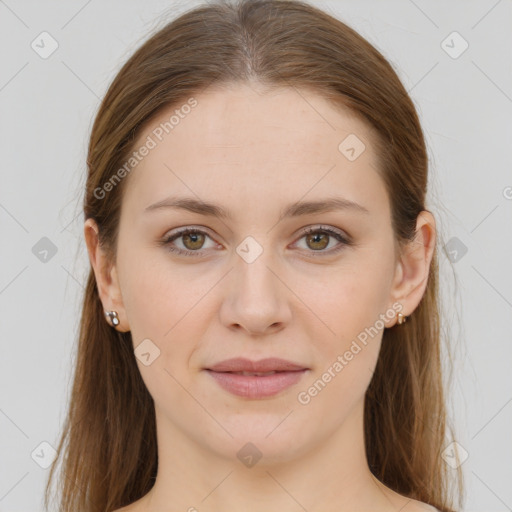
[403,501,441,512]
[110,495,149,512]
[376,479,442,512]
[111,505,137,512]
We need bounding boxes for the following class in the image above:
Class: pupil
[309,232,328,250]
[185,232,203,249]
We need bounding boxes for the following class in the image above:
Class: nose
[219,246,292,337]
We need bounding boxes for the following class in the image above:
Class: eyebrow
[144,195,370,220]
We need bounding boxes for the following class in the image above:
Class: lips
[228,370,278,376]
[205,358,309,399]
[207,357,308,373]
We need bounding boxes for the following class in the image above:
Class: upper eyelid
[165,224,346,236]
[164,225,349,246]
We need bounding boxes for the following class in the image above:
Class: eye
[161,227,218,257]
[160,225,352,258]
[293,225,351,256]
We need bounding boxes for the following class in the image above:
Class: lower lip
[205,369,307,399]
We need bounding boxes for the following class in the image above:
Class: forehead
[150,82,374,159]
[122,82,387,217]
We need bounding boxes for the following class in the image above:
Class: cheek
[294,262,390,423]
[291,247,395,412]
[118,249,215,368]
[296,255,393,342]
[117,246,188,356]
[120,261,169,339]
[118,255,202,404]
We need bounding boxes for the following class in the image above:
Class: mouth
[206,357,308,373]
[223,370,280,376]
[204,358,309,399]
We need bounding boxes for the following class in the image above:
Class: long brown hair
[44,1,464,510]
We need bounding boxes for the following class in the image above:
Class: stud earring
[397,312,407,325]
[105,310,120,327]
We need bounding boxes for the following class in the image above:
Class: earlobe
[388,211,436,325]
[83,218,130,332]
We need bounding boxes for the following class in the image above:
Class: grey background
[1,0,511,510]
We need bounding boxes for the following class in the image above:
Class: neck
[139,399,404,512]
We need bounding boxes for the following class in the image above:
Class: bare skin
[85,82,437,512]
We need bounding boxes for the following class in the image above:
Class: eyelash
[160,225,352,258]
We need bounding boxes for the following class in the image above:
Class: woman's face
[88,82,428,464]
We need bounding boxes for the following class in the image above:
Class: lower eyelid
[165,231,216,251]
[162,227,351,255]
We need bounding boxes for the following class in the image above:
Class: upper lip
[206,357,308,373]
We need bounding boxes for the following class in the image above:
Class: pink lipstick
[205,357,308,399]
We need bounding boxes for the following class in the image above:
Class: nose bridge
[221,234,291,334]
[234,234,282,303]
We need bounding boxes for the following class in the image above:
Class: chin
[201,415,316,465]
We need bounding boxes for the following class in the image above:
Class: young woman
[45,1,463,510]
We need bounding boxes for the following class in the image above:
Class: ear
[387,210,436,326]
[84,218,130,332]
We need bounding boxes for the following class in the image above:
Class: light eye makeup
[158,224,353,258]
